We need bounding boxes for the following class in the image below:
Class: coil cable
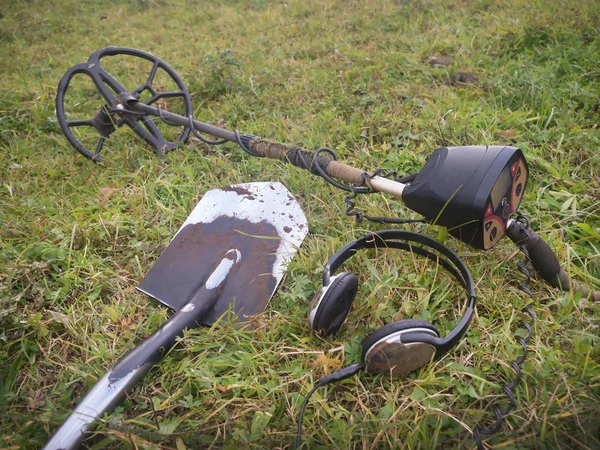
[154,102,427,227]
[473,214,535,449]
[157,103,425,225]
[344,169,425,225]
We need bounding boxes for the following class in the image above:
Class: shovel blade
[137,182,308,324]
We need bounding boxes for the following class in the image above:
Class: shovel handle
[43,285,221,450]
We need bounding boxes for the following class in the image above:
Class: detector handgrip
[506,220,600,301]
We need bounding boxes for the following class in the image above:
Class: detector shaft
[125,99,406,198]
[129,100,237,142]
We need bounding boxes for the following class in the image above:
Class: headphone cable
[296,363,365,449]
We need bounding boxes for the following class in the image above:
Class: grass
[1,0,599,448]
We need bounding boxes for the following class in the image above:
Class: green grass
[1,0,599,448]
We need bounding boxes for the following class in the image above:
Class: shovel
[44,182,308,450]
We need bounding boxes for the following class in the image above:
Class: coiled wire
[473,215,535,448]
[156,102,422,225]
[345,169,425,225]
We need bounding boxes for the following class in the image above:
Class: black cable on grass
[296,383,321,449]
[296,364,364,449]
[345,168,426,225]
[473,214,535,449]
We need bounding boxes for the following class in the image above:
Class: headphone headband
[301,230,478,446]
[325,231,475,295]
[320,230,476,358]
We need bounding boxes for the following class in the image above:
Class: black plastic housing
[402,146,528,250]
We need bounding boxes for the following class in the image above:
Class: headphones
[308,230,476,376]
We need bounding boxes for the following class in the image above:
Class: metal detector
[55,47,597,300]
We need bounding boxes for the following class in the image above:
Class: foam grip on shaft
[506,224,561,286]
[506,221,600,301]
[566,273,600,302]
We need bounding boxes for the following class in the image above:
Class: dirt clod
[446,71,479,86]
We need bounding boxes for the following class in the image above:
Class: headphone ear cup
[362,319,440,375]
[311,272,358,336]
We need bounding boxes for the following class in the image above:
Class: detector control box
[402,146,528,250]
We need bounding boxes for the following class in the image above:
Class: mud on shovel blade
[138,181,308,322]
[43,182,308,450]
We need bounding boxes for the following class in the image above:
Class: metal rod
[369,176,405,197]
[42,252,238,450]
[124,98,406,198]
[127,100,238,143]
